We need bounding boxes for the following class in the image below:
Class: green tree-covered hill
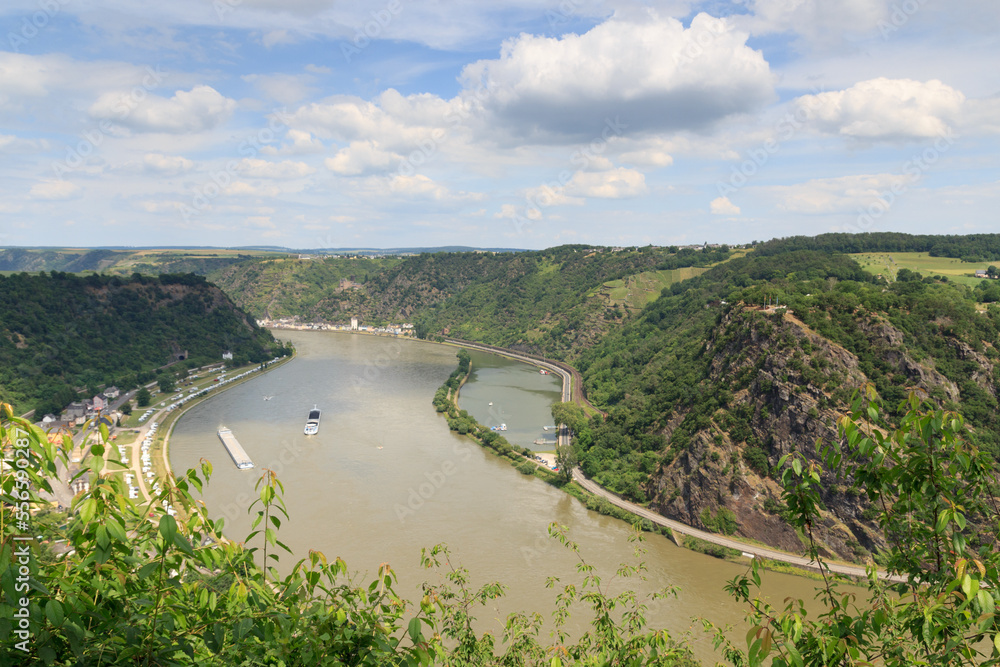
[574,249,1000,560]
[0,272,289,415]
[210,245,733,359]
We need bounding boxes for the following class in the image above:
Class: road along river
[168,330,836,663]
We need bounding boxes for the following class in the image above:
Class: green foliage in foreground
[4,388,1000,665]
[0,403,698,666]
[708,387,1000,666]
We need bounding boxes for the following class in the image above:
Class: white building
[350,317,359,330]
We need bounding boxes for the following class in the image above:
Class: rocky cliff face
[646,307,973,562]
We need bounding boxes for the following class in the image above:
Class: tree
[988,265,998,278]
[551,401,587,436]
[120,402,132,416]
[711,386,1000,666]
[554,443,577,483]
[157,375,176,393]
[136,387,151,407]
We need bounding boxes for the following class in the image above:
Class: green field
[597,248,748,311]
[600,267,710,309]
[852,252,994,287]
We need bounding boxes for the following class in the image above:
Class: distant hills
[0,245,529,275]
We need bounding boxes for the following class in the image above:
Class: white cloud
[89,85,236,134]
[564,168,647,199]
[325,141,402,175]
[263,129,326,155]
[262,29,298,49]
[304,64,331,74]
[284,89,456,147]
[763,174,906,214]
[236,158,315,179]
[524,184,584,207]
[381,174,484,203]
[618,146,674,167]
[242,73,316,104]
[736,0,888,47]
[143,153,194,174]
[137,200,188,213]
[223,181,283,197]
[794,78,965,142]
[461,12,774,140]
[710,196,740,215]
[29,180,81,200]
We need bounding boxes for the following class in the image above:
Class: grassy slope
[852,251,991,287]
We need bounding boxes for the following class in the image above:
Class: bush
[742,445,770,476]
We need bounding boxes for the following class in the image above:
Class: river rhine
[169,330,824,662]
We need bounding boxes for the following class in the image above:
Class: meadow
[852,251,992,287]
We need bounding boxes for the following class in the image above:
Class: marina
[217,428,255,469]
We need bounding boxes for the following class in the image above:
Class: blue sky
[0,0,998,249]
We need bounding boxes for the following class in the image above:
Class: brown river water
[168,330,827,663]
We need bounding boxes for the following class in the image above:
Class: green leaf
[159,514,178,545]
[936,509,950,535]
[138,562,159,579]
[408,617,423,644]
[106,517,127,543]
[45,600,64,627]
[78,497,97,525]
[96,525,110,550]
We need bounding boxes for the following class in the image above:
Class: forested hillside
[208,255,403,321]
[0,247,283,276]
[210,244,732,358]
[574,249,1000,560]
[0,272,289,415]
[756,232,1000,262]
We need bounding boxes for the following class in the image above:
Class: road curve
[444,338,574,447]
[572,469,904,582]
[441,337,901,583]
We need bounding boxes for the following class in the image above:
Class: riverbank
[153,347,296,508]
[438,339,888,582]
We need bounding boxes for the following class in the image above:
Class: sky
[0,0,998,250]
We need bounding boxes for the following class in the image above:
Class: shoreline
[431,338,886,582]
[160,329,874,582]
[157,346,297,497]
